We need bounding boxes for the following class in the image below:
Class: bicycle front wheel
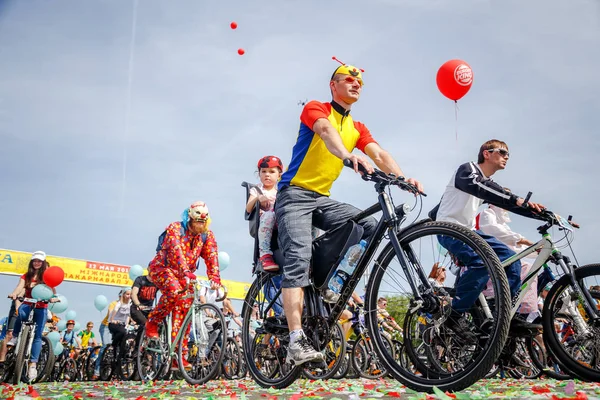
[177,302,226,385]
[85,346,102,380]
[118,333,138,380]
[352,334,391,379]
[13,325,30,384]
[365,220,511,393]
[302,322,346,380]
[542,263,600,381]
[221,337,242,380]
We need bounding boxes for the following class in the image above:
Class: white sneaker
[287,335,324,366]
[28,365,38,382]
[6,337,16,347]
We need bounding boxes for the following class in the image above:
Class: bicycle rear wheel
[542,263,600,381]
[36,336,55,383]
[137,325,169,382]
[241,272,301,389]
[365,220,511,393]
[178,302,226,385]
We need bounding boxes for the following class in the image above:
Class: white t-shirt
[199,285,217,304]
[249,183,278,212]
[112,301,131,324]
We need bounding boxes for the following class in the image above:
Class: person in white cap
[7,251,59,382]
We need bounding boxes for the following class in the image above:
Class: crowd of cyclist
[0,242,572,384]
[0,61,593,389]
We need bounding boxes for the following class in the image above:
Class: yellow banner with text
[0,249,250,300]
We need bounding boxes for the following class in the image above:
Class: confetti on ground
[2,378,600,400]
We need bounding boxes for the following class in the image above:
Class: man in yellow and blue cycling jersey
[276,62,423,365]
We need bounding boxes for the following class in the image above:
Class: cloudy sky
[1,0,599,335]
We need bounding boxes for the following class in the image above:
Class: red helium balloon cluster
[436,59,473,101]
[230,21,244,56]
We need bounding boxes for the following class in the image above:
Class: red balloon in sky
[230,22,238,29]
[238,48,245,55]
[436,59,474,101]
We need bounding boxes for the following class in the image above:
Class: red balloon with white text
[436,60,473,101]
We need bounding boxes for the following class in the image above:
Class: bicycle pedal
[305,360,327,370]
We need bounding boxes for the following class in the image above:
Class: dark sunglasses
[487,148,510,158]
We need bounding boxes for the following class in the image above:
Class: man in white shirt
[430,139,545,337]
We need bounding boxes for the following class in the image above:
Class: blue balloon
[128,264,144,281]
[94,295,108,312]
[74,321,81,332]
[218,252,230,272]
[53,341,64,356]
[31,284,53,301]
[47,331,60,345]
[57,319,67,332]
[49,294,68,314]
[66,310,77,321]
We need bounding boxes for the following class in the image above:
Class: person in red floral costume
[145,201,222,370]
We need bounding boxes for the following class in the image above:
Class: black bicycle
[240,160,511,392]
[99,324,139,381]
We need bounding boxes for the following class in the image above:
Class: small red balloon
[436,59,474,101]
[230,22,237,29]
[43,266,65,288]
[237,48,245,55]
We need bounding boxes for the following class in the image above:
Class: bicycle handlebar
[511,191,580,230]
[343,158,426,197]
[8,296,54,304]
[184,278,228,302]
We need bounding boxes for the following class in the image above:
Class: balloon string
[454,100,459,141]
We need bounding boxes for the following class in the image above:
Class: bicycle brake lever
[522,191,533,208]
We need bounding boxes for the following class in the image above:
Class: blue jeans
[12,304,47,362]
[95,324,111,372]
[438,230,521,313]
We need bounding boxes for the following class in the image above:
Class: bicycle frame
[15,298,46,355]
[478,227,598,330]
[258,182,423,329]
[147,283,221,359]
[326,182,424,324]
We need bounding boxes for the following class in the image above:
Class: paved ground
[3,378,600,399]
